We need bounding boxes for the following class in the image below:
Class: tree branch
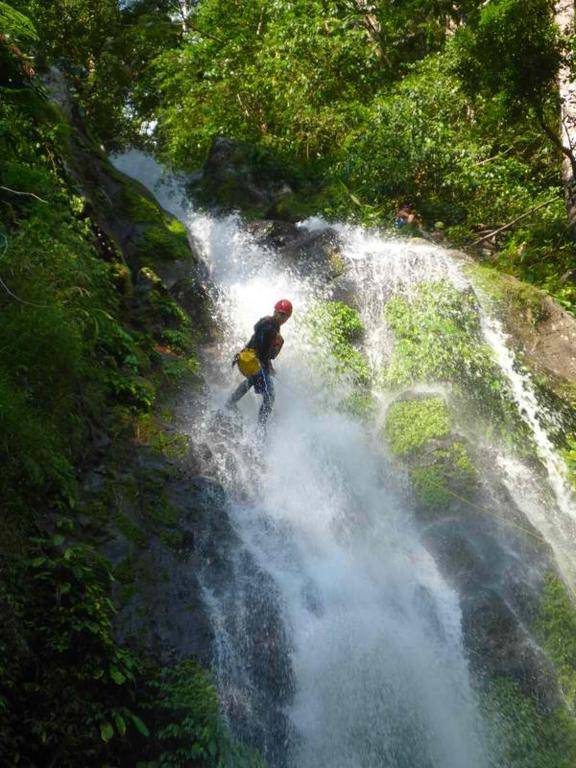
[472,196,558,246]
[0,185,48,203]
[534,107,576,173]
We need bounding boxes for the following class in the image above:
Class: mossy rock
[536,573,576,711]
[385,396,451,456]
[53,90,196,276]
[122,185,191,264]
[468,264,549,328]
[304,300,370,386]
[482,677,576,768]
[409,440,477,510]
[383,394,478,512]
[382,279,530,445]
[468,264,576,434]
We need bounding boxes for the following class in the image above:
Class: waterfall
[112,150,576,767]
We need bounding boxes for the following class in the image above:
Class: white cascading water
[478,311,576,585]
[113,151,576,766]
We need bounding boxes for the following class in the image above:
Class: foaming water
[112,151,573,765]
[186,214,488,767]
[479,311,576,584]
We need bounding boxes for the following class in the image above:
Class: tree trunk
[555,0,576,232]
[174,0,190,33]
[349,0,383,55]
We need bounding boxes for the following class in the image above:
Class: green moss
[382,280,528,442]
[483,678,576,768]
[304,300,370,386]
[468,263,549,327]
[383,281,496,388]
[337,391,377,420]
[410,442,477,509]
[536,573,576,710]
[122,185,190,263]
[135,414,190,459]
[114,513,146,547]
[385,397,450,456]
[383,392,477,510]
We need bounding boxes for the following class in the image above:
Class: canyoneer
[226,299,293,431]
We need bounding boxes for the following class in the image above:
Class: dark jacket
[247,316,280,372]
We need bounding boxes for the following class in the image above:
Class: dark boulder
[247,219,302,249]
[277,227,345,281]
[193,137,293,217]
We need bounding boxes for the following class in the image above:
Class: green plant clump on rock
[537,573,576,710]
[304,300,370,386]
[483,678,576,768]
[383,281,527,439]
[383,396,478,511]
[410,441,477,509]
[385,396,451,456]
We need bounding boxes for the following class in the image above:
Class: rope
[422,473,547,544]
[421,472,576,599]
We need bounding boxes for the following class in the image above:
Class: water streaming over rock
[113,150,576,767]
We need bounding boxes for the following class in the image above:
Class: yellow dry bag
[237,348,261,377]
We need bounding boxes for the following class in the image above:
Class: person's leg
[257,373,275,430]
[226,378,252,408]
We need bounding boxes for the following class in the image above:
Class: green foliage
[141,661,264,768]
[0,531,147,766]
[0,40,225,767]
[304,300,369,386]
[0,529,255,767]
[537,573,576,710]
[564,436,576,491]
[483,677,576,768]
[385,396,451,456]
[0,0,37,41]
[410,441,477,509]
[383,281,498,391]
[454,0,560,109]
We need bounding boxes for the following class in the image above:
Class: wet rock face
[461,588,560,713]
[278,227,344,282]
[247,219,302,249]
[99,456,226,665]
[499,275,576,385]
[210,550,296,768]
[468,264,576,428]
[383,391,563,706]
[44,67,202,279]
[93,442,294,763]
[194,137,293,216]
[419,461,561,706]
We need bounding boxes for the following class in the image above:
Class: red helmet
[274,299,293,317]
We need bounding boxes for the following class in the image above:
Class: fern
[0,1,37,42]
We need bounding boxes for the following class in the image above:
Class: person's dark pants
[227,370,275,429]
